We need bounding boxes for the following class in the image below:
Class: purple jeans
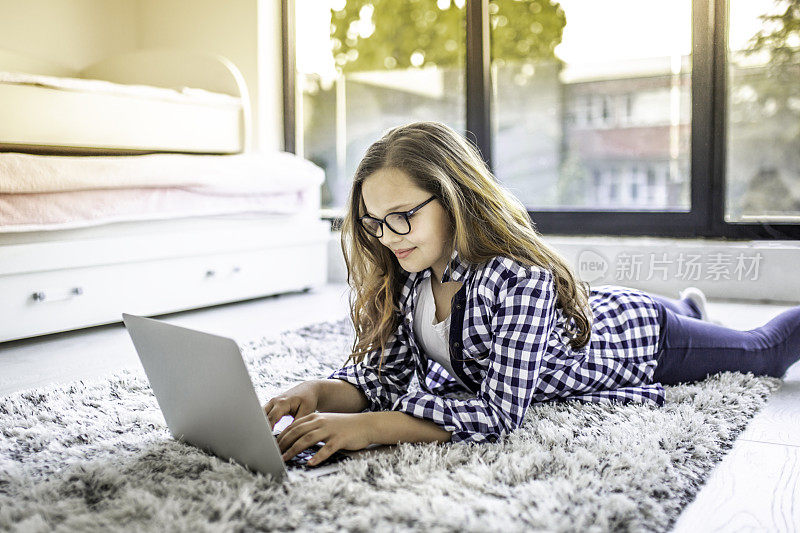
[649,294,800,385]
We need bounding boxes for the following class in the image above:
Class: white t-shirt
[413,276,471,390]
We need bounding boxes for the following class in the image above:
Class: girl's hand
[262,380,321,430]
[277,412,373,466]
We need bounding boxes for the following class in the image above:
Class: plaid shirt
[328,248,664,444]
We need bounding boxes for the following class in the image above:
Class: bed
[0,48,329,343]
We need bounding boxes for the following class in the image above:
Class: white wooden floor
[1,283,798,531]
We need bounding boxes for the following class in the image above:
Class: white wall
[0,0,283,153]
[327,232,800,304]
[136,0,283,153]
[0,0,138,71]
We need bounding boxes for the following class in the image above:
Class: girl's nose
[381,235,401,248]
[379,229,401,245]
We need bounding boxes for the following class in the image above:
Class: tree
[739,0,800,117]
[329,0,566,73]
[732,0,800,218]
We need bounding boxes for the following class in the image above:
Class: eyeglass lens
[362,213,410,237]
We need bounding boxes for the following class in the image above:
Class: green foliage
[330,0,566,73]
[737,0,800,116]
[731,0,800,218]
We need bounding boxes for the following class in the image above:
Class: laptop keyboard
[272,430,351,469]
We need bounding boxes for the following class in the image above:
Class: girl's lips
[394,247,415,258]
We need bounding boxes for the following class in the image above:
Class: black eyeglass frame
[359,195,437,238]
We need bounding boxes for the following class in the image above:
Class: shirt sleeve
[390,268,558,444]
[326,320,416,412]
[561,384,665,407]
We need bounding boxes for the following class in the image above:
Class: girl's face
[361,167,454,282]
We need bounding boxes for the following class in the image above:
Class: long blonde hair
[340,121,592,375]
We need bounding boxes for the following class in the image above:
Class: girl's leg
[651,302,800,385]
[648,293,703,320]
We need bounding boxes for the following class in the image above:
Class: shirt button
[453,341,460,348]
[455,304,462,310]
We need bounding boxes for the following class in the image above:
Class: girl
[263,121,800,467]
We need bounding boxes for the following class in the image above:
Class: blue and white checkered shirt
[328,248,664,444]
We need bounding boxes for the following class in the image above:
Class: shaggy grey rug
[0,317,783,533]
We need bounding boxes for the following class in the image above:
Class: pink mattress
[0,151,323,232]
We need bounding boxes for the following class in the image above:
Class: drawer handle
[205,267,242,279]
[31,287,83,303]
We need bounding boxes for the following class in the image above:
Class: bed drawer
[0,241,326,342]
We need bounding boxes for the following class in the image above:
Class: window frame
[281,0,800,239]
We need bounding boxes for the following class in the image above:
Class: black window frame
[281,0,800,240]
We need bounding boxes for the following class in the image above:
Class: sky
[295,0,783,80]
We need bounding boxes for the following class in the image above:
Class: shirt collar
[404,247,472,289]
[439,246,471,283]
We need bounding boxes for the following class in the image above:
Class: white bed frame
[0,48,251,154]
[0,49,328,343]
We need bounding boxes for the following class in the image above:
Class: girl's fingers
[279,413,319,442]
[277,418,316,451]
[265,397,297,429]
[267,405,290,430]
[281,430,325,462]
[263,399,276,423]
[294,404,314,421]
[307,443,338,466]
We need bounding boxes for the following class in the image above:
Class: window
[625,93,634,122]
[726,0,800,223]
[283,0,800,238]
[488,0,691,211]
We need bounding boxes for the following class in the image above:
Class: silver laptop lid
[121,313,289,482]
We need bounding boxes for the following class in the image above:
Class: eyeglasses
[359,196,436,238]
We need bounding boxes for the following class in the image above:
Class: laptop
[121,313,394,483]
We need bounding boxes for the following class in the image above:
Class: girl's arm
[315,378,369,413]
[325,320,417,412]
[313,381,452,443]
[365,411,453,444]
